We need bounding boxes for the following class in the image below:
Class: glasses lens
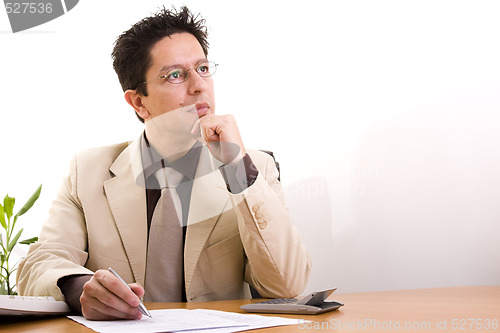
[196,62,217,77]
[166,68,188,84]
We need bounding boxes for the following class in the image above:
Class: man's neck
[144,130,196,164]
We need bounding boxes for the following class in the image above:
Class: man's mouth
[195,102,210,117]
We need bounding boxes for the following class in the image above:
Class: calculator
[241,288,343,315]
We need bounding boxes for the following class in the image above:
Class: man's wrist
[57,274,93,314]
[219,153,259,194]
[225,150,245,165]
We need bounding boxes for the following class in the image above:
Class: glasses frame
[135,61,218,89]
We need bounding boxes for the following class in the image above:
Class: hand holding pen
[109,267,151,318]
[79,268,150,320]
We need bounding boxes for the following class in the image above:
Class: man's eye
[197,65,209,74]
[167,70,184,80]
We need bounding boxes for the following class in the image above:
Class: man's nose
[187,70,208,94]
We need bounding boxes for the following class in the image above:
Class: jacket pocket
[199,233,245,299]
[206,233,243,262]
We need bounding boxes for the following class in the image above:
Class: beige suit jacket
[17,136,311,302]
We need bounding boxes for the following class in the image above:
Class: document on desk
[68,308,303,333]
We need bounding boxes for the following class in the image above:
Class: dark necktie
[143,167,184,302]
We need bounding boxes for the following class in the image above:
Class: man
[17,6,311,320]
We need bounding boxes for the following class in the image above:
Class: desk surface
[1,286,499,332]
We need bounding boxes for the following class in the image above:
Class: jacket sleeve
[16,156,94,300]
[230,150,312,298]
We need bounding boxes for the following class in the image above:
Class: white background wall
[1,0,499,294]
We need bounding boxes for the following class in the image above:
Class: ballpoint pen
[108,267,152,318]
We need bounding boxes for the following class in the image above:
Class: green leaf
[7,228,23,252]
[15,185,42,217]
[3,195,15,220]
[0,204,6,229]
[0,281,7,295]
[12,215,18,230]
[19,236,38,245]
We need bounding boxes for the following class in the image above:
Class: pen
[108,267,152,318]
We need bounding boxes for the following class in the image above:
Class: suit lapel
[103,137,148,286]
[184,146,231,292]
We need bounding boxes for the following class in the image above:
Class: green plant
[0,185,42,295]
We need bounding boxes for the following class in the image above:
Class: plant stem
[4,215,12,293]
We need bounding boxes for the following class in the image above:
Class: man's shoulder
[76,141,131,159]
[247,149,275,164]
[72,141,133,170]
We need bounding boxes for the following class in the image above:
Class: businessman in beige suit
[17,6,311,320]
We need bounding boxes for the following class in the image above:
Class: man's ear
[124,89,150,121]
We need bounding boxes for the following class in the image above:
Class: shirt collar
[140,132,201,186]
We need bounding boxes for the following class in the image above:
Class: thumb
[191,119,206,143]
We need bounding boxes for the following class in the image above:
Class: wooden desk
[1,286,499,332]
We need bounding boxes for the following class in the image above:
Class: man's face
[140,32,215,121]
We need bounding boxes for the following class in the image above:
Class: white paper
[68,309,244,333]
[68,309,302,333]
[174,309,303,333]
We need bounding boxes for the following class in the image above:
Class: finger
[201,117,218,141]
[90,271,142,316]
[81,275,142,320]
[191,118,206,143]
[82,305,141,321]
[82,274,141,318]
[198,116,222,141]
[81,292,142,320]
[204,125,220,142]
[94,270,142,308]
[129,283,145,299]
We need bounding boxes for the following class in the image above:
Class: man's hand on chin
[191,114,246,165]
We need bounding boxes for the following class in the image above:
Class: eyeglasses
[136,61,218,88]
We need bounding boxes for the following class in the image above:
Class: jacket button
[252,202,263,213]
[252,202,270,229]
[258,220,267,229]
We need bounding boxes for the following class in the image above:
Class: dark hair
[111,6,209,122]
